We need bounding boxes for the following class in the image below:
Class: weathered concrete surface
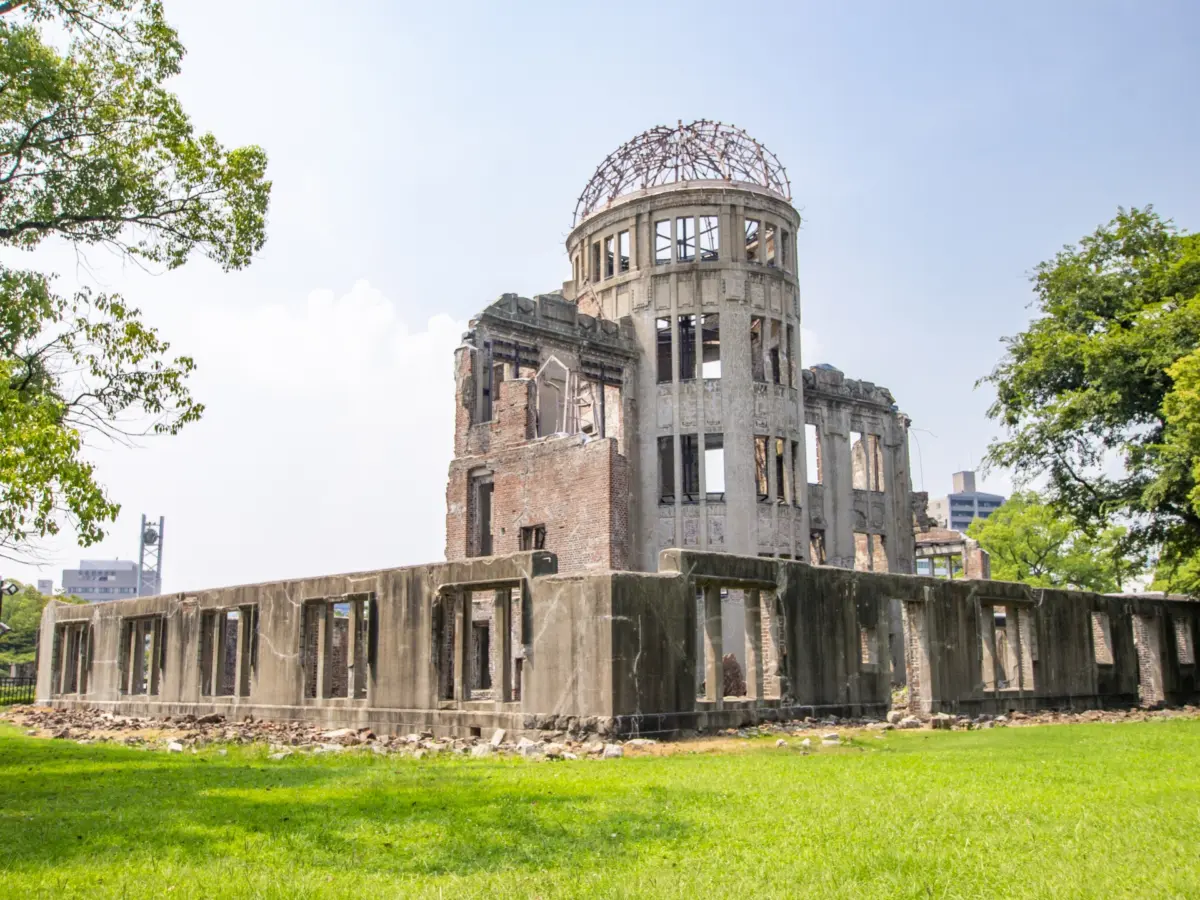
[37,550,1200,737]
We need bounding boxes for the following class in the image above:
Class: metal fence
[0,676,35,705]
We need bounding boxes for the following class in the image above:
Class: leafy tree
[0,581,84,666]
[0,0,271,561]
[981,207,1200,584]
[966,493,1139,592]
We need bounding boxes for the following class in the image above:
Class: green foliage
[0,0,270,560]
[1,721,1199,896]
[0,580,82,665]
[966,492,1139,591]
[982,206,1200,578]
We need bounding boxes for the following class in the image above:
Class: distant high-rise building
[927,470,1006,533]
[36,579,53,596]
[61,560,139,601]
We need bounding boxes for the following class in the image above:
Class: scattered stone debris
[2,704,1196,762]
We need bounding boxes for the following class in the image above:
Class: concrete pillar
[452,591,468,701]
[979,605,997,692]
[744,589,763,700]
[493,588,512,703]
[316,604,333,699]
[148,618,161,696]
[703,583,723,706]
[237,609,253,698]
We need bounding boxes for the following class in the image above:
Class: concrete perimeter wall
[37,551,1200,737]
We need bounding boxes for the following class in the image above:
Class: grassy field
[0,720,1198,898]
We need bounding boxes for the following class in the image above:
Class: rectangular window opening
[681,434,699,502]
[782,230,791,270]
[655,220,672,264]
[678,314,697,381]
[604,235,615,278]
[1175,618,1195,666]
[618,230,630,273]
[704,433,725,501]
[853,533,872,572]
[786,324,797,387]
[805,423,821,484]
[658,435,675,504]
[868,434,885,492]
[750,317,765,383]
[765,223,778,267]
[790,440,801,505]
[590,241,601,282]
[656,317,672,383]
[860,625,879,666]
[745,219,760,263]
[755,435,769,502]
[810,530,827,565]
[701,313,720,378]
[850,431,868,490]
[699,215,719,261]
[519,524,546,551]
[676,216,695,262]
[1092,611,1115,666]
[768,320,783,385]
[774,437,789,505]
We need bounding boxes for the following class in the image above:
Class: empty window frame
[755,435,770,502]
[768,320,783,384]
[590,241,601,282]
[765,223,778,267]
[51,622,92,696]
[520,524,546,551]
[850,431,868,490]
[774,438,789,505]
[678,314,697,380]
[750,317,765,383]
[655,220,672,264]
[1175,618,1195,665]
[868,435,885,492]
[656,317,672,383]
[1090,611,1113,665]
[618,230,631,273]
[744,218,761,263]
[699,215,719,261]
[790,440,801,505]
[199,606,258,698]
[121,616,167,696]
[782,229,791,270]
[301,594,374,701]
[676,216,696,262]
[701,313,720,378]
[658,436,675,503]
[805,423,821,484]
[603,235,615,278]
[681,434,700,501]
[704,434,725,500]
[469,472,494,557]
[786,324,797,387]
[860,625,879,666]
[810,530,827,565]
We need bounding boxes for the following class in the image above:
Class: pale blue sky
[8,1,1200,590]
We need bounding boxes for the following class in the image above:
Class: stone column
[703,583,723,707]
[744,589,763,700]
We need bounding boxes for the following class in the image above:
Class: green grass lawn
[1,721,1198,898]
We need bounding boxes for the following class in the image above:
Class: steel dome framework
[573,120,791,225]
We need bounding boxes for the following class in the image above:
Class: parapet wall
[37,551,1199,737]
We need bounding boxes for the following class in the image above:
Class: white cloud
[9,281,466,592]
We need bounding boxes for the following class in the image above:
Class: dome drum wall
[567,183,808,573]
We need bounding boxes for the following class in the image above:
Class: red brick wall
[446,345,630,572]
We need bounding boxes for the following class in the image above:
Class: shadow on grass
[0,733,688,878]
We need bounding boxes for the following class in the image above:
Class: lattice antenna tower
[137,514,165,597]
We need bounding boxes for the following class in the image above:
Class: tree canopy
[981,207,1200,590]
[0,0,270,561]
[0,581,84,666]
[966,493,1139,593]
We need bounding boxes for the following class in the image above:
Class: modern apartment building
[61,560,140,602]
[927,470,1005,533]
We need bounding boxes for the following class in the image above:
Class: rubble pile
[1,704,1195,760]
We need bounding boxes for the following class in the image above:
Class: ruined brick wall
[447,374,630,573]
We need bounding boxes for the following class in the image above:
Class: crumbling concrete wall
[37,550,1198,738]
